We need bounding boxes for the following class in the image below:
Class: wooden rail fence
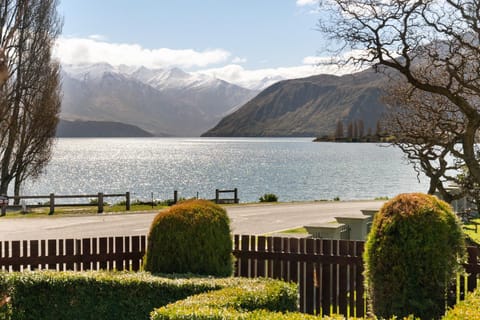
[5,192,132,215]
[1,235,479,317]
[215,188,239,204]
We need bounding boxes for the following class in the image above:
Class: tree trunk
[13,175,20,205]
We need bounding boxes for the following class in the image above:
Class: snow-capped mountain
[60,63,258,136]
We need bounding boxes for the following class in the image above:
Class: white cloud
[303,50,372,66]
[195,59,362,90]
[88,34,107,41]
[54,37,231,69]
[296,0,318,6]
[232,56,247,64]
[54,37,366,90]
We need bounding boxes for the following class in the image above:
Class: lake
[21,137,428,203]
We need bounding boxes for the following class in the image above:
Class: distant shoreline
[313,135,394,143]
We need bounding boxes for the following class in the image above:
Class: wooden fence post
[173,190,178,205]
[98,193,104,214]
[234,188,238,204]
[126,192,130,211]
[49,193,55,215]
[215,189,219,204]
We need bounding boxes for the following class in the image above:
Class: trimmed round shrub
[364,193,465,320]
[143,199,233,276]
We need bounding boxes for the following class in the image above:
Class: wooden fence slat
[115,236,124,271]
[256,236,266,277]
[30,240,39,271]
[75,239,81,270]
[331,240,340,314]
[4,241,10,261]
[314,238,321,315]
[82,238,92,270]
[355,241,365,317]
[347,240,356,316]
[98,237,107,270]
[22,240,28,271]
[2,242,7,271]
[131,236,140,271]
[273,237,283,279]
[47,240,57,270]
[108,237,114,270]
[124,236,131,271]
[233,235,239,276]
[0,241,3,271]
[304,238,315,314]
[321,239,332,316]
[282,237,289,281]
[289,238,299,283]
[267,236,274,278]
[58,239,65,271]
[240,235,250,277]
[338,240,349,317]
[467,246,478,292]
[40,240,46,269]
[11,241,20,271]
[65,239,74,270]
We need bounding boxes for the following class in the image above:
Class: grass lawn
[463,218,480,245]
[2,203,166,218]
[279,226,308,234]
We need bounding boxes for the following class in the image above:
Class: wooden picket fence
[1,235,480,317]
[233,235,366,316]
[0,236,146,272]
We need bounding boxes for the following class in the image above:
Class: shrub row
[151,279,299,319]
[0,271,279,320]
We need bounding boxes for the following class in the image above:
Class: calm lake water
[21,138,428,203]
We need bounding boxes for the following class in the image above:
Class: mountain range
[60,63,258,137]
[59,64,389,138]
[203,69,389,137]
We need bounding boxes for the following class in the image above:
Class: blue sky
[56,0,355,87]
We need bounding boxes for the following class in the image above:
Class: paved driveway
[0,200,384,240]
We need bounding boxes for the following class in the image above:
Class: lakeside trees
[0,0,62,200]
[318,0,480,206]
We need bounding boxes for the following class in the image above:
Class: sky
[55,0,357,87]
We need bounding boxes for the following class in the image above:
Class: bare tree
[347,121,353,139]
[383,81,465,202]
[335,120,344,139]
[319,0,480,202]
[357,119,364,138]
[0,0,62,200]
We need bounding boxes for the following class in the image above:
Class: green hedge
[151,279,298,319]
[0,271,275,320]
[443,288,480,319]
[144,199,233,276]
[364,193,465,319]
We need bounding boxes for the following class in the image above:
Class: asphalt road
[0,200,384,240]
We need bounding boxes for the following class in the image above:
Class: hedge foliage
[152,281,420,320]
[151,279,298,319]
[0,271,273,320]
[364,193,466,320]
[143,199,233,276]
[443,288,480,320]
